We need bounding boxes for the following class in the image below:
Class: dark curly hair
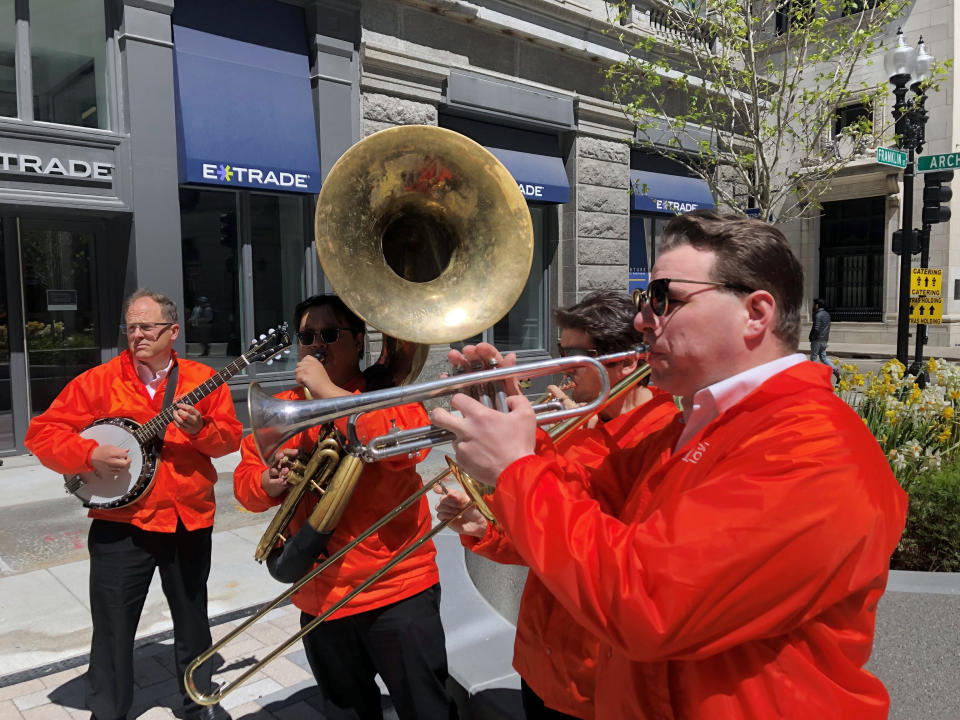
[554,289,644,355]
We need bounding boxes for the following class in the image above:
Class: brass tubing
[185,470,452,705]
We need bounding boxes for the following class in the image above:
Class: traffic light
[892,228,917,255]
[218,212,236,247]
[922,170,953,225]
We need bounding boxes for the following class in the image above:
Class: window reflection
[180,188,306,373]
[0,0,14,118]
[250,194,305,372]
[494,204,547,351]
[30,0,109,129]
[180,189,240,368]
[0,221,12,451]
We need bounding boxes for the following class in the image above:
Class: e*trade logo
[216,164,234,182]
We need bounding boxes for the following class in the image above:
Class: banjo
[64,324,292,509]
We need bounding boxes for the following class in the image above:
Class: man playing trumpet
[437,289,678,719]
[431,211,907,720]
[233,295,457,720]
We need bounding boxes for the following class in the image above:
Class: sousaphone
[250,125,534,579]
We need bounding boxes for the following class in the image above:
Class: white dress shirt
[674,353,807,454]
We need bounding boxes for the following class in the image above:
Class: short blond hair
[123,288,179,323]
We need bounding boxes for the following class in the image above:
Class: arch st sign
[917,153,960,173]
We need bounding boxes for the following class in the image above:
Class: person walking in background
[809,298,839,379]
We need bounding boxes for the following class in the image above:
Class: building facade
[0,0,718,455]
[786,0,957,351]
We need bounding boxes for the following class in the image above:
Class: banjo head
[67,418,152,509]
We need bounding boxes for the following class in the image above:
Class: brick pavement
[0,604,403,720]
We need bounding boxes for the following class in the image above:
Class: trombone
[185,354,650,706]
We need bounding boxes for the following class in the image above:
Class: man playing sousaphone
[233,295,458,720]
[26,288,241,720]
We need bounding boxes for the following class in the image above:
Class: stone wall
[570,136,631,305]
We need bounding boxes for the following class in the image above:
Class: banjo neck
[134,354,251,444]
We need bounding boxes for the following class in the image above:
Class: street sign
[911,267,942,296]
[918,153,960,172]
[877,147,907,169]
[909,296,943,324]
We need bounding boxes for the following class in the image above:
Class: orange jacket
[233,380,439,620]
[490,362,907,720]
[25,350,242,532]
[466,393,679,718]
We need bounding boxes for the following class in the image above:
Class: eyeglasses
[120,322,175,337]
[632,278,754,316]
[297,327,352,345]
[557,344,599,358]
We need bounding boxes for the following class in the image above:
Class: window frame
[3,0,118,132]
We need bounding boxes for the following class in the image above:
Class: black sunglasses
[557,343,599,358]
[297,327,351,345]
[632,278,754,316]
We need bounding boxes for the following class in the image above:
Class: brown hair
[554,289,644,355]
[658,210,803,349]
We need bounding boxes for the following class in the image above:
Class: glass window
[181,189,241,367]
[834,102,872,139]
[19,222,101,413]
[249,193,306,372]
[0,220,12,451]
[180,188,306,373]
[29,0,109,129]
[0,0,14,118]
[493,205,547,351]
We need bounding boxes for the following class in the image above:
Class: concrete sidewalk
[0,450,521,720]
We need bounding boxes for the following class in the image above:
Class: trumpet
[248,351,646,466]
[185,356,650,706]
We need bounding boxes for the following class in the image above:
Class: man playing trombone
[431,211,908,720]
[436,289,678,719]
[233,295,457,720]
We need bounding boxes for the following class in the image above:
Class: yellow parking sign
[911,268,942,296]
[909,296,943,324]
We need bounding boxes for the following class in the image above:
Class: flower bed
[836,358,960,571]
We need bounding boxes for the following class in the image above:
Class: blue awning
[173,26,321,193]
[486,147,570,204]
[630,170,714,214]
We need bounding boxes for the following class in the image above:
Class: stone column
[569,136,630,306]
[118,0,184,317]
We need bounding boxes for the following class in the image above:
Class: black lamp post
[886,29,934,368]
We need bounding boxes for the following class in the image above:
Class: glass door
[0,221,12,451]
[18,220,102,416]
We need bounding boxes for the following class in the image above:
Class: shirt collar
[133,355,174,387]
[675,353,806,452]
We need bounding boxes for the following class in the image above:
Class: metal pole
[896,148,914,365]
[910,225,931,379]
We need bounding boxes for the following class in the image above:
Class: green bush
[891,457,960,572]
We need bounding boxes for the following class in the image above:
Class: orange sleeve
[490,410,906,664]
[25,372,103,474]
[233,431,286,513]
[186,381,242,458]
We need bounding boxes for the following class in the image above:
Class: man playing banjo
[26,289,241,720]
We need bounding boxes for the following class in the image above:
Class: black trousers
[521,678,584,720]
[300,584,457,720]
[86,519,213,720]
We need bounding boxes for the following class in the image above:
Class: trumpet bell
[315,125,534,345]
